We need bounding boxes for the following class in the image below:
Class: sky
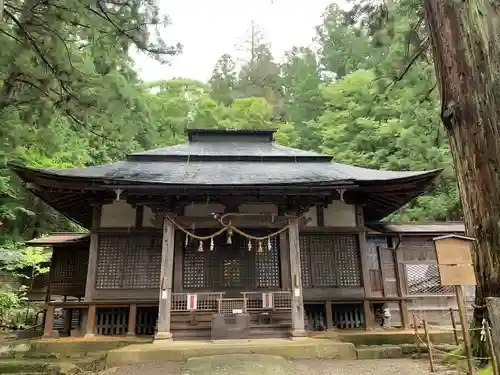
[132,0,346,83]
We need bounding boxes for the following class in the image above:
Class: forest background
[0,0,456,254]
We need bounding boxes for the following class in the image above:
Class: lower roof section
[10,160,438,186]
[9,162,440,229]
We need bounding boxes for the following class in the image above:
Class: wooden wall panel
[299,233,361,289]
[95,234,161,290]
[399,236,437,261]
[51,245,88,297]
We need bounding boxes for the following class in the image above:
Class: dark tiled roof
[15,128,439,185]
[25,160,438,186]
[9,128,442,228]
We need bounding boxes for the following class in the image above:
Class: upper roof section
[128,128,331,162]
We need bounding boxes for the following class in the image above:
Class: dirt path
[100,357,455,375]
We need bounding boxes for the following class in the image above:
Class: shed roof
[367,222,465,235]
[25,233,89,246]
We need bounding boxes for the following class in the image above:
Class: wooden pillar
[363,300,375,329]
[155,215,175,341]
[279,231,291,290]
[85,304,96,337]
[45,249,56,304]
[84,205,101,301]
[173,234,183,293]
[288,217,307,338]
[392,235,410,328]
[128,304,137,336]
[325,300,334,329]
[43,305,55,338]
[63,308,73,336]
[356,205,373,330]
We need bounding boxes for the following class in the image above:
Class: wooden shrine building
[10,128,441,340]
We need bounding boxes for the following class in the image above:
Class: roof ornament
[337,188,346,203]
[114,189,123,202]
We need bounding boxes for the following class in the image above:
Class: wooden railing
[170,291,292,313]
[241,291,292,310]
[171,292,224,312]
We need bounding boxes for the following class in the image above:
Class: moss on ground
[324,331,457,347]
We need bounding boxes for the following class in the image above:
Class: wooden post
[155,215,175,341]
[363,300,374,330]
[279,231,291,290]
[128,304,137,336]
[456,285,476,375]
[85,304,96,337]
[355,205,373,330]
[450,308,460,345]
[484,320,499,375]
[486,298,500,375]
[433,234,477,375]
[423,319,435,372]
[413,313,421,357]
[43,305,55,338]
[325,301,334,330]
[63,308,73,337]
[392,236,410,329]
[288,217,306,338]
[45,250,55,304]
[85,205,101,301]
[173,235,183,293]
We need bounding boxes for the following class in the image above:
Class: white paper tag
[187,294,198,310]
[232,309,243,314]
[294,288,301,297]
[161,290,168,299]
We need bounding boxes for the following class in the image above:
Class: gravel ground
[291,359,454,375]
[100,358,455,375]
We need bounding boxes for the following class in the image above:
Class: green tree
[209,54,237,106]
[281,46,324,150]
[234,22,282,115]
[311,68,458,221]
[316,3,376,78]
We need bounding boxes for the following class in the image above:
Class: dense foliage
[0,0,459,252]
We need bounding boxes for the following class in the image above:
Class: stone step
[106,338,357,367]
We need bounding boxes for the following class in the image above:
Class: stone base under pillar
[154,331,173,342]
[289,329,308,340]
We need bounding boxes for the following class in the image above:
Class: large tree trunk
[423,0,500,355]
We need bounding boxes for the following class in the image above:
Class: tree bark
[423,0,500,354]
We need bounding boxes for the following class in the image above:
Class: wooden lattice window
[255,236,279,289]
[51,246,88,297]
[96,234,161,289]
[336,235,361,286]
[182,230,281,290]
[183,239,207,289]
[299,234,361,288]
[299,236,311,288]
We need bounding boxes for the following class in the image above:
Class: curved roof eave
[8,161,441,189]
